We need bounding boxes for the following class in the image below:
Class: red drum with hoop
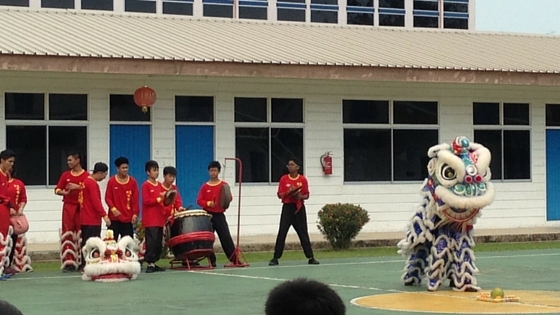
[166,210,215,261]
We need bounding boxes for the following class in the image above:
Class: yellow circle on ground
[352,290,560,314]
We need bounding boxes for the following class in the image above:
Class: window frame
[234,96,305,184]
[174,95,216,126]
[342,98,439,184]
[473,102,532,182]
[4,92,90,187]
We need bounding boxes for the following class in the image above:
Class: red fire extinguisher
[320,152,332,175]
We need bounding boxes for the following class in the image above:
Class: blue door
[109,125,151,214]
[175,126,214,209]
[546,129,560,220]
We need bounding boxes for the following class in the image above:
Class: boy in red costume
[55,152,89,272]
[105,156,139,240]
[79,162,111,271]
[196,161,235,267]
[0,150,16,279]
[141,160,168,273]
[269,158,319,266]
[6,168,28,275]
[162,166,185,219]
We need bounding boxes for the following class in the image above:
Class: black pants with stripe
[273,203,314,260]
[144,227,164,264]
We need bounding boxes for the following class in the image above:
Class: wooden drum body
[166,210,215,261]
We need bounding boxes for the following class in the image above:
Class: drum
[166,210,215,261]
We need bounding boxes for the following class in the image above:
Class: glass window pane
[546,104,560,126]
[5,93,44,120]
[6,126,47,186]
[271,98,303,123]
[239,6,267,19]
[379,14,405,26]
[49,94,88,120]
[347,0,371,6]
[504,103,529,125]
[235,128,269,183]
[393,101,438,124]
[414,16,439,28]
[344,129,391,181]
[125,0,156,12]
[343,100,389,124]
[0,0,29,6]
[82,0,113,10]
[473,102,499,125]
[311,10,338,23]
[414,0,438,11]
[379,0,403,8]
[393,129,438,181]
[42,0,74,8]
[347,13,373,25]
[234,97,267,122]
[504,130,530,180]
[271,128,303,182]
[48,126,88,186]
[474,130,502,180]
[110,94,151,122]
[277,8,305,21]
[444,2,468,12]
[163,1,193,15]
[204,4,233,17]
[175,96,214,122]
[444,18,468,29]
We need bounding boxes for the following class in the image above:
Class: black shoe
[62,266,75,273]
[146,266,155,273]
[308,258,320,265]
[269,259,279,266]
[153,265,166,272]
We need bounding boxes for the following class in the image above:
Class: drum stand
[224,157,250,268]
[169,249,216,270]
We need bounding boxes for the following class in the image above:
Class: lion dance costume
[397,136,495,292]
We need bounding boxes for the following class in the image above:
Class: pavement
[26,226,560,262]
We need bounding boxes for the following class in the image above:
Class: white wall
[1,71,559,244]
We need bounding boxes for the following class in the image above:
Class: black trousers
[273,203,314,260]
[109,221,134,240]
[80,225,102,268]
[208,213,236,263]
[144,227,163,264]
[8,233,17,266]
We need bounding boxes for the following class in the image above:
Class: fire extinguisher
[320,152,332,175]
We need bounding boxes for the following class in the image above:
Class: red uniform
[196,181,230,214]
[277,174,309,212]
[81,177,108,226]
[7,178,32,273]
[105,175,139,223]
[141,181,169,228]
[163,183,182,218]
[0,170,11,237]
[55,169,89,269]
[7,178,27,207]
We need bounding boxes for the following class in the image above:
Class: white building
[1,8,559,244]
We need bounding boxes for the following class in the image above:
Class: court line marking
[7,251,560,281]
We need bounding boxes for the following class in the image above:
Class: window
[311,0,338,24]
[546,104,560,127]
[443,0,468,29]
[277,0,306,22]
[175,96,214,122]
[343,100,438,182]
[125,0,156,13]
[235,97,304,183]
[110,94,151,122]
[82,0,113,10]
[473,102,530,180]
[5,93,88,186]
[413,0,439,28]
[378,0,405,27]
[0,0,29,7]
[42,0,74,8]
[163,0,194,15]
[203,0,233,18]
[239,0,267,19]
[347,0,373,26]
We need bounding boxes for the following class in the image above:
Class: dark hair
[0,149,16,161]
[265,278,346,315]
[67,152,82,161]
[114,156,129,168]
[208,161,221,171]
[288,158,302,167]
[163,166,177,176]
[93,162,109,174]
[0,300,24,315]
[145,160,159,172]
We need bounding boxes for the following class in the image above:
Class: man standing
[6,169,28,275]
[269,158,319,266]
[105,157,139,240]
[79,162,111,271]
[55,152,89,272]
[0,150,16,279]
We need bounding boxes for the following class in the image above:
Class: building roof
[1,8,560,74]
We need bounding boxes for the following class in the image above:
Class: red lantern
[133,86,156,113]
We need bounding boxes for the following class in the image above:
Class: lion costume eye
[441,164,457,180]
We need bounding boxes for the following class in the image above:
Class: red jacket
[277,174,309,211]
[141,180,169,228]
[8,178,27,207]
[55,170,90,205]
[105,175,140,223]
[81,176,108,226]
[197,181,231,214]
[0,170,11,209]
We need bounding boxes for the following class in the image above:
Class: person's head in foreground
[0,300,23,315]
[265,278,346,315]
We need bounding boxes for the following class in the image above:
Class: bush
[317,203,370,250]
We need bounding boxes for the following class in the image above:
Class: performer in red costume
[196,161,235,267]
[0,149,16,279]
[6,168,31,274]
[54,152,89,272]
[105,157,139,240]
[162,166,185,219]
[269,158,319,266]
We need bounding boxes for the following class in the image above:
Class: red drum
[166,210,215,261]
